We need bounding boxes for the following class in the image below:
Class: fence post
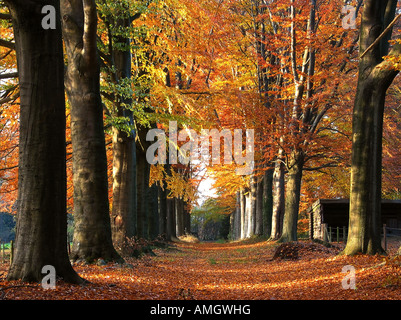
[322,223,327,242]
[10,240,14,264]
[383,224,387,252]
[343,226,347,242]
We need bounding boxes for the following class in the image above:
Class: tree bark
[61,0,122,263]
[240,189,246,239]
[255,177,264,236]
[135,146,148,238]
[147,182,159,239]
[175,197,185,237]
[279,151,304,243]
[270,157,285,240]
[343,0,400,255]
[166,197,176,241]
[230,192,241,240]
[108,15,137,248]
[111,125,136,246]
[158,183,168,238]
[6,0,82,283]
[263,169,273,237]
[245,189,253,238]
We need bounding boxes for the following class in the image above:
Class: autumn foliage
[1,0,401,301]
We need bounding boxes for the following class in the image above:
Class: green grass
[0,243,11,250]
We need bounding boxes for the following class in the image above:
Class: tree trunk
[249,176,257,237]
[147,182,159,239]
[263,169,273,237]
[158,183,168,238]
[279,151,304,243]
[6,0,82,283]
[230,192,241,240]
[109,16,137,248]
[343,0,400,255]
[164,164,176,241]
[166,197,176,241]
[240,189,246,239]
[245,190,252,238]
[175,197,185,237]
[136,147,148,238]
[184,202,191,235]
[61,0,122,263]
[270,157,285,240]
[255,177,264,236]
[111,126,136,246]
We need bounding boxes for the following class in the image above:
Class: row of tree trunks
[231,171,273,240]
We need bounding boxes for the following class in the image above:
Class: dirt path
[1,239,401,300]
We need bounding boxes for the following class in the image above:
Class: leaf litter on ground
[1,238,401,300]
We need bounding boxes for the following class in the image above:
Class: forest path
[126,239,401,300]
[1,239,401,299]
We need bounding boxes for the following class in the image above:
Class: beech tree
[97,0,138,249]
[344,0,401,255]
[61,0,122,263]
[4,0,82,283]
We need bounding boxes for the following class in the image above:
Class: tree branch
[0,72,18,80]
[360,13,401,59]
[0,38,15,50]
[0,91,20,105]
[0,13,12,20]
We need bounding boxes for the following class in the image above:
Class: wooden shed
[308,199,401,241]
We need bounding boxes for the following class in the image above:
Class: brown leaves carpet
[1,239,401,300]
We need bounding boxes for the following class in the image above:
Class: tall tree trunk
[184,202,191,234]
[270,157,285,240]
[136,146,148,238]
[111,125,136,245]
[164,164,176,241]
[158,183,168,238]
[61,0,122,263]
[109,16,137,248]
[343,0,400,255]
[250,176,257,237]
[230,192,241,240]
[6,0,82,283]
[245,189,252,238]
[255,177,264,236]
[175,197,185,237]
[166,197,176,241]
[279,151,304,243]
[147,182,159,239]
[263,169,273,237]
[240,189,246,239]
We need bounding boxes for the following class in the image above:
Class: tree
[0,6,18,213]
[97,0,138,249]
[267,0,356,243]
[61,0,122,263]
[4,0,82,283]
[343,0,401,255]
